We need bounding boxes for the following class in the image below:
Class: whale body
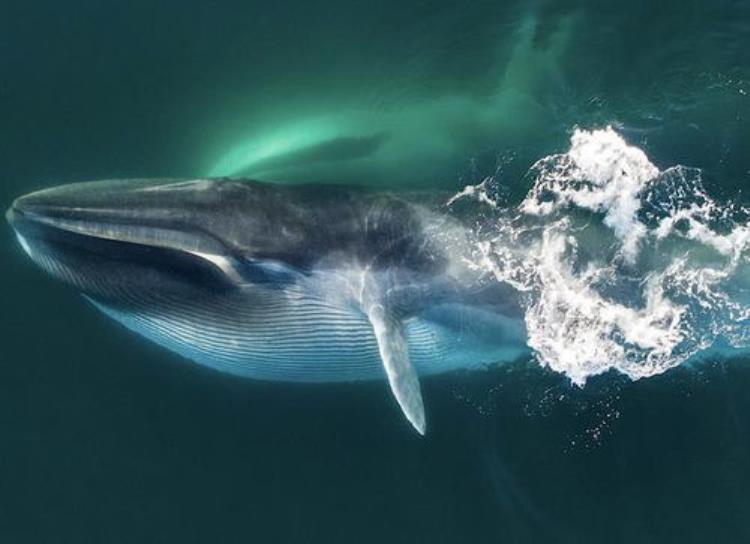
[6,178,527,433]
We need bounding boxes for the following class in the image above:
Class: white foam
[446,177,499,208]
[459,126,750,384]
[521,126,659,263]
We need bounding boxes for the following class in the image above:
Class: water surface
[1,1,749,542]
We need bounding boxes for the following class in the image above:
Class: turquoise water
[1,1,749,542]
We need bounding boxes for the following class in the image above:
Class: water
[1,1,749,542]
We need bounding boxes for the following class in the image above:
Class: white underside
[88,284,527,383]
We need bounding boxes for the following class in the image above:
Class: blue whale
[7,179,527,433]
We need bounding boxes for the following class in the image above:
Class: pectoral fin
[366,304,426,435]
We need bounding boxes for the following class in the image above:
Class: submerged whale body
[6,178,527,433]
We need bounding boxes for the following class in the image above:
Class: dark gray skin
[10,179,440,273]
[7,178,527,434]
[8,178,512,310]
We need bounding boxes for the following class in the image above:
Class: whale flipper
[366,303,426,435]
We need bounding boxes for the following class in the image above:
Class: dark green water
[1,1,749,542]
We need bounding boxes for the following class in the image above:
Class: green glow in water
[206,12,577,187]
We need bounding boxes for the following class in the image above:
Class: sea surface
[1,1,750,542]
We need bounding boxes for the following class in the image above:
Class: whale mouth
[6,180,246,293]
[7,180,229,254]
[8,197,228,265]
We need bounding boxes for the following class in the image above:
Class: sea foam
[451,127,749,384]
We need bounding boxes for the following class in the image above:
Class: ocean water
[1,1,749,542]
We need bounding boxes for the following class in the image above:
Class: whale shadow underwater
[6,178,529,434]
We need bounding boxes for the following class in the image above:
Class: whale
[6,178,528,434]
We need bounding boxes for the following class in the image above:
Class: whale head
[6,178,373,300]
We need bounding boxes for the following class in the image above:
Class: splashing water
[452,127,750,385]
